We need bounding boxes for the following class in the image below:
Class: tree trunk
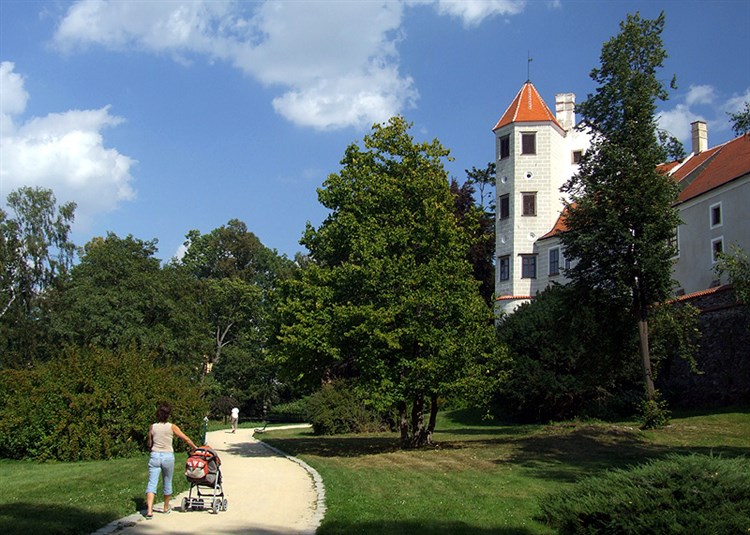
[398,401,410,449]
[637,307,656,400]
[427,394,439,436]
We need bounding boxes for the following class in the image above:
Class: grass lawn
[260,407,750,535]
[0,408,747,534]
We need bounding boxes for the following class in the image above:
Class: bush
[637,393,671,429]
[540,454,750,534]
[496,284,641,422]
[305,380,385,435]
[267,398,307,422]
[0,346,207,461]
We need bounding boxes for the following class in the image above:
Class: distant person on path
[231,406,239,433]
[145,403,198,519]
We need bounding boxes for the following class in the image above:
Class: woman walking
[145,403,198,518]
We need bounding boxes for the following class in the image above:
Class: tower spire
[527,51,533,82]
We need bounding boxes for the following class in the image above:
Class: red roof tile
[676,134,750,202]
[493,82,562,131]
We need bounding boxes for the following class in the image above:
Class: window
[668,227,679,258]
[522,192,536,216]
[711,237,723,263]
[499,135,510,159]
[572,150,583,164]
[710,202,722,228]
[549,248,560,276]
[521,133,536,154]
[564,254,571,271]
[499,194,510,220]
[521,254,537,279]
[499,256,510,281]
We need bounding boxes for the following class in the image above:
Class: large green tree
[275,116,495,448]
[560,12,682,400]
[50,233,204,367]
[0,187,76,366]
[178,220,295,412]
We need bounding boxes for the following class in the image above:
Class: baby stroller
[182,446,228,513]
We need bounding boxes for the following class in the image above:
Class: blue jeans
[146,452,175,496]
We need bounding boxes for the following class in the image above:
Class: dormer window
[521,133,536,155]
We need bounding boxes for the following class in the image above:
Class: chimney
[691,121,708,153]
[555,93,576,131]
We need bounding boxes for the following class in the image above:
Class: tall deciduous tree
[275,116,495,448]
[728,101,750,137]
[560,12,682,401]
[0,187,76,366]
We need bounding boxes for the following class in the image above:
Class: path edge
[255,438,327,534]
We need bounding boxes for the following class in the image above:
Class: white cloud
[685,84,715,106]
[433,0,526,27]
[658,84,750,150]
[52,0,524,130]
[0,62,135,228]
[725,88,750,114]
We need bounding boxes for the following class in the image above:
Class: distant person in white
[231,407,239,433]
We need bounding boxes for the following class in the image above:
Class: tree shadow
[318,520,541,534]
[496,424,750,483]
[261,435,402,458]
[0,502,116,535]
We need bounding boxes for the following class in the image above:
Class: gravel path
[93,426,324,535]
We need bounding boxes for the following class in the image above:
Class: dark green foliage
[540,454,750,534]
[0,346,206,461]
[495,284,641,422]
[267,398,307,422]
[562,12,682,401]
[305,380,386,435]
[1,187,76,367]
[728,101,750,136]
[637,393,671,429]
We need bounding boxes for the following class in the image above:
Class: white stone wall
[673,175,750,294]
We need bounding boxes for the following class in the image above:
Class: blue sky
[1,0,749,261]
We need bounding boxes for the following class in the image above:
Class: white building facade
[493,82,750,311]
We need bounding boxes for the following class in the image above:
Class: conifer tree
[560,12,681,401]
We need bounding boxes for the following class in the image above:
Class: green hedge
[305,380,386,435]
[0,346,207,461]
[540,453,750,534]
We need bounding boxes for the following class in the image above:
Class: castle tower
[493,82,587,314]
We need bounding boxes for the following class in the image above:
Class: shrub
[540,453,750,534]
[0,346,207,461]
[495,284,641,422]
[637,393,671,429]
[305,380,385,435]
[267,398,307,422]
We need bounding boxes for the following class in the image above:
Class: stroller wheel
[222,498,228,511]
[181,497,189,511]
[212,498,222,513]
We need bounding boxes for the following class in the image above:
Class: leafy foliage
[0,346,206,461]
[540,454,750,534]
[0,187,76,366]
[50,233,204,366]
[714,244,750,305]
[304,380,386,435]
[728,101,750,136]
[561,12,682,400]
[275,116,495,447]
[495,284,641,422]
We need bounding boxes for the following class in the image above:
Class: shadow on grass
[497,424,750,483]
[262,434,401,458]
[0,502,116,535]
[318,520,538,535]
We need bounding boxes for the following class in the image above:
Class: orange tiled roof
[493,82,562,131]
[675,134,750,203]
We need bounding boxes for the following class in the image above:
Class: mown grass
[0,452,191,535]
[260,407,750,535]
[0,409,747,534]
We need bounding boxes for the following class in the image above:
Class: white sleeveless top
[151,422,174,453]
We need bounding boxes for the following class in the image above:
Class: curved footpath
[93,426,325,535]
